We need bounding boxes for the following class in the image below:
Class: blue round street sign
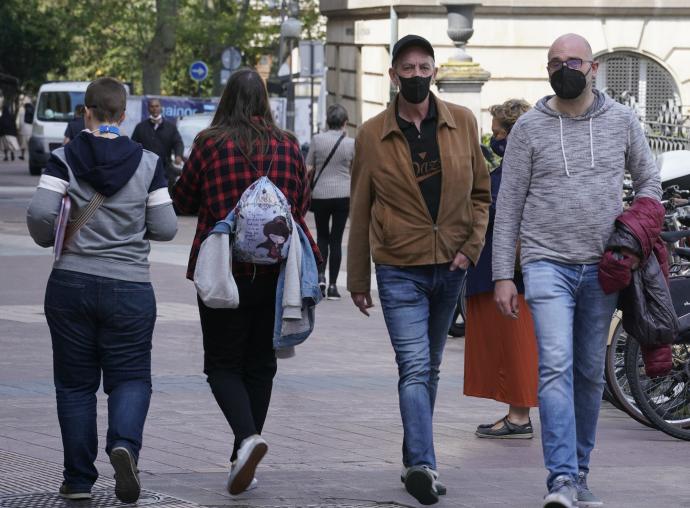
[189,61,209,82]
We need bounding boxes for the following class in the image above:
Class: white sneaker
[228,474,258,496]
[226,435,268,495]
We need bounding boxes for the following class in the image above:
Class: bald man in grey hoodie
[492,35,661,508]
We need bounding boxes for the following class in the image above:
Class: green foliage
[299,0,326,40]
[61,0,156,91]
[0,0,72,92]
[164,0,278,96]
[5,0,326,96]
[480,133,499,170]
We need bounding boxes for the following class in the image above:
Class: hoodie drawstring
[559,116,570,177]
[589,117,595,168]
[559,116,596,177]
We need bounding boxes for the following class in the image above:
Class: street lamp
[268,0,302,131]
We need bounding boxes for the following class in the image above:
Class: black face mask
[398,75,432,104]
[490,136,507,157]
[549,66,590,100]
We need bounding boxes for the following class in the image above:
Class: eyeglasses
[547,58,594,72]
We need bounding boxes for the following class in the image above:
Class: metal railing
[602,90,690,154]
[645,120,690,154]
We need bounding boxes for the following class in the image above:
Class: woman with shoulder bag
[463,99,540,439]
[306,103,355,300]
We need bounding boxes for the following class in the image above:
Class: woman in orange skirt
[463,99,539,439]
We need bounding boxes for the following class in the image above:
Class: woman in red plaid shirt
[172,68,319,496]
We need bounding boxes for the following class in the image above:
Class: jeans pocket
[113,283,156,318]
[45,273,87,311]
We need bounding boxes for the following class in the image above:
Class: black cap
[392,35,435,64]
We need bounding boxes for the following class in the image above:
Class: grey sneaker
[544,474,578,508]
[400,466,446,496]
[577,472,603,507]
[404,465,440,505]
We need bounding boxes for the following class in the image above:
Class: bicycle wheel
[604,321,654,428]
[448,274,467,338]
[625,338,690,440]
[602,378,621,409]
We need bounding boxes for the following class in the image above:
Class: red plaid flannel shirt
[172,134,321,280]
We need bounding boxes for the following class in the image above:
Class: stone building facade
[320,0,690,137]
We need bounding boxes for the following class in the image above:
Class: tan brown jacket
[347,94,491,293]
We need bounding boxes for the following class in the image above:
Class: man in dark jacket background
[131,98,183,191]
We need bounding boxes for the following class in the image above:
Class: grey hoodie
[27,132,178,282]
[492,89,661,280]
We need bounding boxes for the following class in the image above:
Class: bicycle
[603,187,690,434]
[604,313,654,427]
[622,238,690,440]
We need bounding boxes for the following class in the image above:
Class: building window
[594,51,679,123]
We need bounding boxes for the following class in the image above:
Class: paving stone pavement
[1,178,690,507]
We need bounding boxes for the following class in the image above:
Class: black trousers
[311,197,350,283]
[197,273,278,461]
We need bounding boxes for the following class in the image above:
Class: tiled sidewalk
[2,253,690,507]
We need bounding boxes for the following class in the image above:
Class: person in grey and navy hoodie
[26,78,177,504]
[492,34,661,508]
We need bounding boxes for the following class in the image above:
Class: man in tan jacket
[347,34,491,505]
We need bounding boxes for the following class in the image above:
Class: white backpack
[232,144,293,265]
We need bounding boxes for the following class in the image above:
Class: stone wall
[321,1,690,133]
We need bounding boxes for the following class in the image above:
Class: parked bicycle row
[603,183,690,441]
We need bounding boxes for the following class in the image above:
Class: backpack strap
[311,132,346,191]
[236,139,278,179]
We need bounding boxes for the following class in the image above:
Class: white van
[28,81,90,175]
[28,81,219,175]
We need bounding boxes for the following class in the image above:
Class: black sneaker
[110,446,141,504]
[318,273,326,297]
[59,483,91,500]
[327,284,341,300]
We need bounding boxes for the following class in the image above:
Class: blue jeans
[522,260,618,489]
[44,269,156,491]
[375,263,465,469]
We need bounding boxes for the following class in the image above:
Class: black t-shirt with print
[396,96,442,222]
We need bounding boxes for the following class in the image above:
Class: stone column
[436,1,490,129]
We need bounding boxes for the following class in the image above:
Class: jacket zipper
[396,132,437,262]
